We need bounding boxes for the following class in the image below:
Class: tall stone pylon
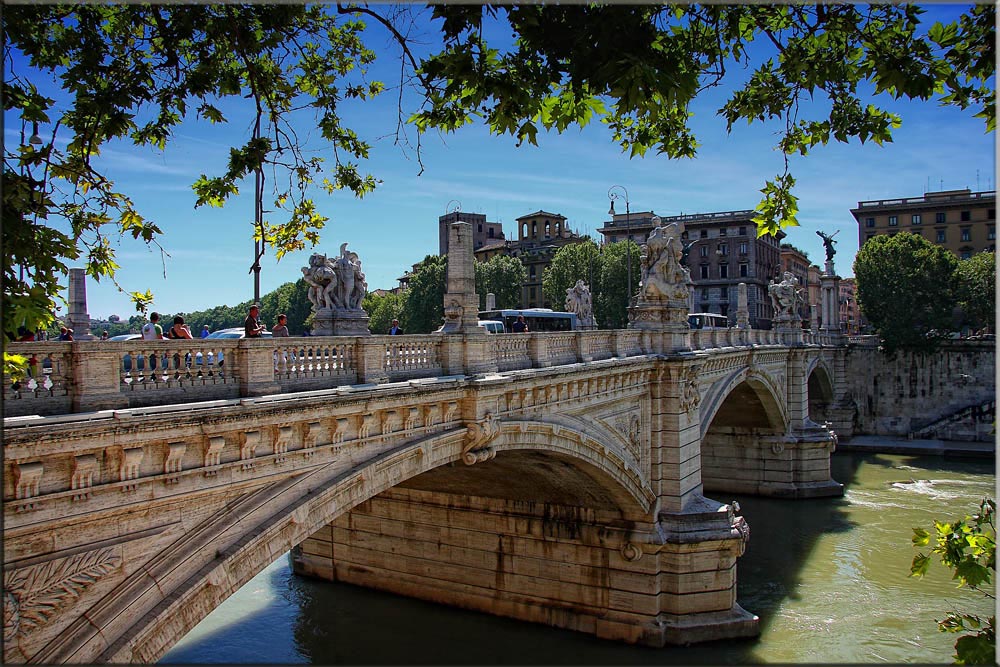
[65,268,95,339]
[440,222,482,334]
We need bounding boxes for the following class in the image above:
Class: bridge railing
[4,326,843,418]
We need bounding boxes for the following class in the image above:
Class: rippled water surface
[162,451,994,664]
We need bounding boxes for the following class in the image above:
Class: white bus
[478,309,578,332]
[688,312,730,329]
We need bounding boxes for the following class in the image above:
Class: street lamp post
[607,185,631,307]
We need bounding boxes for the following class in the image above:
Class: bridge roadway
[3,326,849,663]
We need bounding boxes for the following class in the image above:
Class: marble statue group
[639,216,692,301]
[565,280,596,329]
[302,243,367,312]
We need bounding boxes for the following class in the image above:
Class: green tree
[911,497,996,665]
[595,241,642,330]
[401,255,447,334]
[541,239,601,311]
[954,251,996,333]
[4,5,380,366]
[853,233,959,353]
[5,4,994,373]
[363,290,405,335]
[412,5,994,235]
[474,254,525,311]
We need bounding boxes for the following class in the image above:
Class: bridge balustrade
[5,325,844,418]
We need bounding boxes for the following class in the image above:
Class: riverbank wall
[842,339,995,441]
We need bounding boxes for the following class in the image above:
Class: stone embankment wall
[844,340,995,440]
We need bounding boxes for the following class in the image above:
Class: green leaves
[853,232,960,354]
[753,173,799,234]
[910,497,995,664]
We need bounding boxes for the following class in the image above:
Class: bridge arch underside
[294,446,757,649]
[36,422,754,664]
[807,363,835,425]
[701,380,839,499]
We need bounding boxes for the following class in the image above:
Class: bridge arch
[86,419,652,663]
[699,369,787,496]
[805,359,836,425]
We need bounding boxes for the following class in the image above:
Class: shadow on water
[162,451,991,665]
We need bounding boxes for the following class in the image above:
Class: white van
[478,320,506,334]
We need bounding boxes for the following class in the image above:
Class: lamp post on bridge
[607,185,632,308]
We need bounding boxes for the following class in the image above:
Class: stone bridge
[3,224,853,663]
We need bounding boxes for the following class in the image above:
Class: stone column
[66,268,95,339]
[735,282,750,329]
[820,269,841,336]
[809,304,820,332]
[440,222,482,334]
[438,222,496,376]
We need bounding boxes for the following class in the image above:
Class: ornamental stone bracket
[462,412,500,465]
[679,365,702,413]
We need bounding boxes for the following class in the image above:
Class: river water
[162,451,994,664]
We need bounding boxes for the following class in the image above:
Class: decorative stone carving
[4,546,122,660]
[768,271,804,320]
[204,436,225,475]
[14,461,43,511]
[620,542,643,562]
[404,407,421,432]
[638,217,691,301]
[273,426,292,463]
[679,366,701,413]
[164,442,185,483]
[565,280,596,329]
[463,413,500,465]
[424,404,441,427]
[333,417,348,444]
[359,413,376,439]
[120,447,144,490]
[381,410,400,436]
[443,299,463,324]
[443,401,459,423]
[71,454,98,502]
[239,432,258,470]
[301,243,370,335]
[304,421,325,449]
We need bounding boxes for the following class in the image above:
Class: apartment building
[838,278,862,335]
[851,189,996,259]
[779,243,819,321]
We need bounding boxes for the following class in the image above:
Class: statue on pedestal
[768,271,804,319]
[638,217,690,301]
[815,230,839,261]
[300,243,370,335]
[565,280,596,329]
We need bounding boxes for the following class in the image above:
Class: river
[161,450,994,664]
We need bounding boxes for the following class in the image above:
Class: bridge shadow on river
[163,451,983,665]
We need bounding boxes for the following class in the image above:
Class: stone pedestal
[629,295,690,354]
[311,308,334,336]
[332,308,370,336]
[735,283,750,329]
[773,317,804,345]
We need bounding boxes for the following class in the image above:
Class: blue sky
[7,5,995,321]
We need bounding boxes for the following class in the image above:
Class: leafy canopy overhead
[410,4,994,233]
[3,3,994,370]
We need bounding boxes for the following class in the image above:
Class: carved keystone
[120,447,144,492]
[164,442,186,484]
[13,461,43,511]
[71,454,98,501]
[241,431,259,470]
[204,436,225,475]
[463,413,500,466]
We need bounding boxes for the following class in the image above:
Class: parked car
[478,320,506,334]
[197,328,272,366]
